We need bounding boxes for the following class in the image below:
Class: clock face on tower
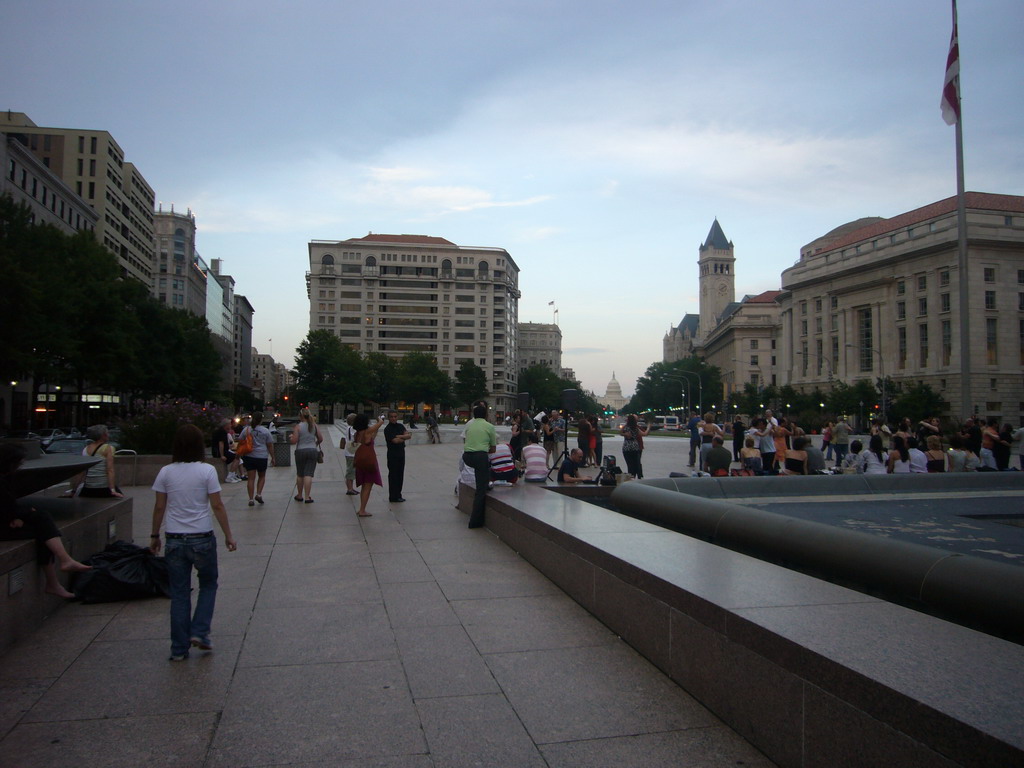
[717,281,728,297]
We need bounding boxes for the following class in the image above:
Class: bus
[653,415,681,431]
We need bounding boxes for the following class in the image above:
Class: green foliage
[453,360,489,407]
[624,357,722,416]
[0,196,223,405]
[363,351,396,407]
[888,382,949,426]
[395,352,450,410]
[292,330,367,407]
[517,364,565,410]
[825,379,880,419]
[117,400,227,454]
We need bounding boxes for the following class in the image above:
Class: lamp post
[666,372,702,415]
[846,344,886,424]
[795,350,834,383]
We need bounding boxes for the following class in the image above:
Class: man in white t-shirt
[342,413,358,496]
[521,433,548,483]
[150,424,236,661]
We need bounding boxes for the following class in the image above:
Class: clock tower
[697,219,735,340]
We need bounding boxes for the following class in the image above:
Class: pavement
[0,427,773,768]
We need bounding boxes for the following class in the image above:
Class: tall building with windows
[0,112,156,285]
[153,206,207,317]
[778,191,1024,423]
[2,131,98,234]
[307,234,521,416]
[517,322,562,372]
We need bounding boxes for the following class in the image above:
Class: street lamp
[666,372,702,415]
[795,350,833,382]
[846,344,886,423]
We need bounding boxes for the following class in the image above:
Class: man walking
[463,403,496,528]
[687,411,701,467]
[383,411,411,502]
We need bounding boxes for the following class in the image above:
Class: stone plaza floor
[0,428,774,767]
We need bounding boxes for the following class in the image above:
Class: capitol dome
[603,372,628,411]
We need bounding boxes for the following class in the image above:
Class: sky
[3,0,1023,398]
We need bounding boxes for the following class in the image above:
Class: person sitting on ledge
[703,435,732,477]
[0,443,91,598]
[558,448,590,484]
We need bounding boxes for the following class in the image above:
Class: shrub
[117,400,226,455]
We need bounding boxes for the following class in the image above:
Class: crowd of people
[680,410,1023,476]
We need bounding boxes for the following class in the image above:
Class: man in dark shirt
[703,435,733,476]
[687,412,701,467]
[558,448,589,484]
[383,411,411,502]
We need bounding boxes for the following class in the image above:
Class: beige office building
[307,234,521,415]
[517,322,562,372]
[0,112,156,285]
[153,207,208,317]
[779,191,1024,423]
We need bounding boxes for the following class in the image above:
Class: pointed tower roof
[700,219,732,251]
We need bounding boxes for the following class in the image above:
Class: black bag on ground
[74,540,170,603]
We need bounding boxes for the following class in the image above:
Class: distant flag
[548,301,555,306]
[940,0,960,126]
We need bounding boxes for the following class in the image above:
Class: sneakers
[190,637,213,651]
[225,473,241,483]
[168,652,189,662]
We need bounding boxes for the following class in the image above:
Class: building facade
[0,112,156,285]
[307,234,521,415]
[517,322,562,372]
[153,207,208,317]
[666,194,1024,425]
[2,131,98,234]
[779,192,1024,423]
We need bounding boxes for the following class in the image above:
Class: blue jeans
[164,534,218,656]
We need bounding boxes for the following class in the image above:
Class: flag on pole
[940,0,960,126]
[548,301,555,306]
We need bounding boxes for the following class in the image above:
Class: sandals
[294,495,303,502]
[303,499,314,504]
[255,495,264,505]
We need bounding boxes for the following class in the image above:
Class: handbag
[353,442,374,471]
[317,448,324,464]
[234,427,254,457]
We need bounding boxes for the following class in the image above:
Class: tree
[888,382,949,426]
[395,352,450,413]
[453,360,489,408]
[624,357,722,416]
[292,330,366,409]
[517,364,564,410]
[363,351,397,410]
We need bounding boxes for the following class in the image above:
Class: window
[815,317,822,334]
[1019,292,1024,311]
[830,296,838,309]
[918,298,927,316]
[896,301,906,321]
[750,339,759,349]
[987,318,998,364]
[814,298,822,312]
[831,314,838,331]
[857,308,873,372]
[919,324,928,366]
[801,302,807,315]
[984,267,996,283]
[940,270,950,287]
[985,291,996,310]
[917,275,927,291]
[897,327,907,369]
[941,293,950,313]
[941,320,952,366]
[896,281,905,296]
[1018,270,1024,284]
[750,356,759,366]
[800,320,808,336]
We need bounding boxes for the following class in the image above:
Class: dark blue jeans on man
[165,532,218,657]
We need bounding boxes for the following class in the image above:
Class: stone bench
[0,495,133,656]
[459,480,1024,767]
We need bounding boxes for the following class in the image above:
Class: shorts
[294,448,318,478]
[241,456,268,474]
[221,449,236,464]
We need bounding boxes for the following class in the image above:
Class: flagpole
[955,115,970,419]
[948,0,971,419]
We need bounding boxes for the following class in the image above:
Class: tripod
[546,444,571,481]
